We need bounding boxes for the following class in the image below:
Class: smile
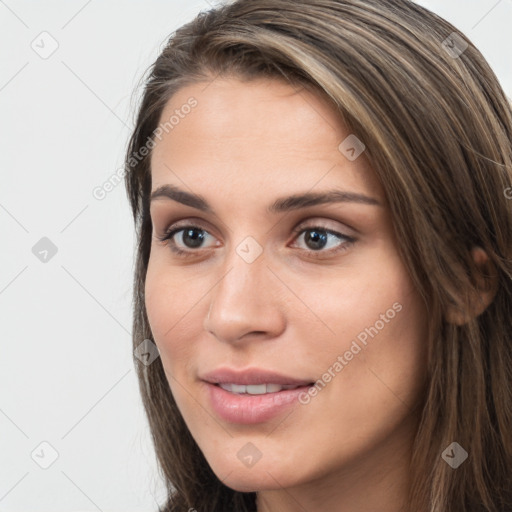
[217,383,304,394]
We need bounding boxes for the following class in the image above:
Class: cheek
[300,248,413,342]
[305,247,428,401]
[144,256,205,366]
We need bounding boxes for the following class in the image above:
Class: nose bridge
[204,235,284,342]
[213,236,268,311]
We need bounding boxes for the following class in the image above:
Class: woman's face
[146,77,429,499]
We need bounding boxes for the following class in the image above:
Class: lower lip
[204,382,313,424]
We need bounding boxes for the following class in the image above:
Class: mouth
[213,382,314,395]
[203,380,316,424]
[199,367,316,423]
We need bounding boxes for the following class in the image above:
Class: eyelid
[154,217,218,241]
[292,217,356,237]
[158,215,355,237]
[157,217,353,242]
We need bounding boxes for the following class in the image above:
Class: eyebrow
[150,184,382,214]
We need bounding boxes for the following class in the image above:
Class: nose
[203,244,286,345]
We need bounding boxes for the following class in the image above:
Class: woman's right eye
[157,226,217,256]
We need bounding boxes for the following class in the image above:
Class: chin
[206,452,302,493]
[219,471,286,493]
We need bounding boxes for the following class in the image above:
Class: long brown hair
[124,1,512,510]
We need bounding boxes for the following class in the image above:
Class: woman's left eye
[291,226,355,255]
[156,224,356,258]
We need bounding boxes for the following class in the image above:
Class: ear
[445,246,499,326]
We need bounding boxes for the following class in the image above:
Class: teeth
[218,383,301,394]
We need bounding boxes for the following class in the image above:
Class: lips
[203,381,314,424]
[200,367,314,387]
[200,367,316,423]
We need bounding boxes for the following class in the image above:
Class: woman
[124,1,512,510]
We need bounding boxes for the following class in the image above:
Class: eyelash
[156,222,356,260]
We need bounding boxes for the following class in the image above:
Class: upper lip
[201,367,314,386]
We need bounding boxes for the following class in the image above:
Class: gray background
[1,1,510,511]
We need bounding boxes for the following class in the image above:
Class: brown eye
[292,225,355,255]
[157,225,217,255]
[156,222,356,259]
[171,227,206,249]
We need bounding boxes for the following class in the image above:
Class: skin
[145,76,430,512]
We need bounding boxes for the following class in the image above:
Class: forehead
[150,77,383,202]
[155,77,340,150]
